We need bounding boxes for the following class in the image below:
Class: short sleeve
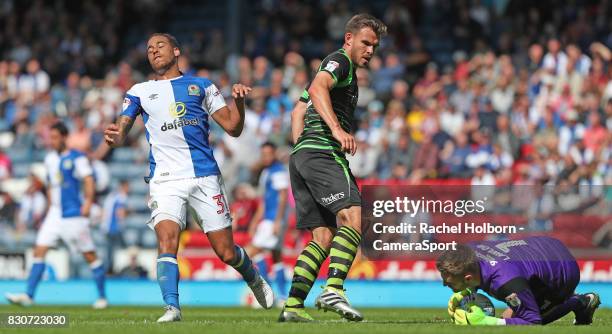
[319,52,351,87]
[202,82,227,116]
[271,170,289,190]
[74,155,93,180]
[299,85,310,102]
[120,86,143,119]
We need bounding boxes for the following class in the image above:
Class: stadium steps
[111,147,140,163]
[5,148,33,164]
[108,162,148,180]
[126,196,149,213]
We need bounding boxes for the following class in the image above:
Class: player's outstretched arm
[104,115,135,148]
[308,71,355,155]
[290,99,307,144]
[212,84,251,137]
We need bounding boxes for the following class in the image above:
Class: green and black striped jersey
[293,48,358,155]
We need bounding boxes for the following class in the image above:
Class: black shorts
[289,148,361,230]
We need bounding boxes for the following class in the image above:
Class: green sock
[325,226,361,290]
[285,241,328,308]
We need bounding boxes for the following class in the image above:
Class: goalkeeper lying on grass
[436,237,601,325]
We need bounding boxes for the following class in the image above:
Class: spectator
[117,247,148,279]
[101,180,129,274]
[230,183,259,234]
[15,172,46,233]
[0,148,11,180]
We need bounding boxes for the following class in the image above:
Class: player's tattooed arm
[104,115,135,148]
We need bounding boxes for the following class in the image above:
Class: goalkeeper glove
[447,289,472,318]
[453,305,503,326]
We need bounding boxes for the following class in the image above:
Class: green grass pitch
[1,306,611,333]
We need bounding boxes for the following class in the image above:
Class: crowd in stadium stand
[0,1,610,258]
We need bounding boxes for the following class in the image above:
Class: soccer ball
[459,292,495,316]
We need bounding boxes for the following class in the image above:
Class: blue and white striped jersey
[121,75,226,182]
[45,149,93,218]
[259,162,289,221]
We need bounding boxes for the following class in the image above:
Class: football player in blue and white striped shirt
[104,33,273,322]
[6,121,107,309]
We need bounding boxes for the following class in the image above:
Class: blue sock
[157,253,179,309]
[229,246,257,284]
[273,263,287,299]
[26,258,45,298]
[254,254,269,283]
[90,260,106,299]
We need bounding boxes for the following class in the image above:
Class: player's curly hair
[50,121,69,136]
[345,13,387,38]
[436,244,479,276]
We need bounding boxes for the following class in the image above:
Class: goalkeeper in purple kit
[437,236,601,325]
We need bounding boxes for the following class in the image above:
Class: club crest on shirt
[505,293,522,307]
[188,84,201,96]
[62,159,73,170]
[325,60,339,72]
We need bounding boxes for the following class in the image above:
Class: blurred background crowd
[0,0,610,271]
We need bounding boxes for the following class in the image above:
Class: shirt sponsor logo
[325,60,339,72]
[321,192,345,205]
[169,102,187,118]
[161,118,200,131]
[188,84,201,96]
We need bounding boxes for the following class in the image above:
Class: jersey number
[212,194,225,214]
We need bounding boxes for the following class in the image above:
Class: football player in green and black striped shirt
[279,13,387,323]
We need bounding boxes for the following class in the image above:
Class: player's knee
[312,229,334,250]
[33,247,47,258]
[218,247,236,264]
[336,207,360,228]
[157,233,179,253]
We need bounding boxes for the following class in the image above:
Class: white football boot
[5,293,33,307]
[157,305,182,323]
[247,275,275,309]
[92,298,108,309]
[315,287,363,321]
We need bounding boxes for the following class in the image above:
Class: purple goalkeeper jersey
[469,237,580,325]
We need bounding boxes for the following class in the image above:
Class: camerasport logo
[321,192,344,205]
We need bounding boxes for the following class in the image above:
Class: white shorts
[147,175,232,233]
[252,220,286,250]
[36,207,96,254]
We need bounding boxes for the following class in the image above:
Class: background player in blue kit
[437,236,601,325]
[6,122,107,309]
[103,33,273,322]
[246,142,290,304]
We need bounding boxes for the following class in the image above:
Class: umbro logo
[149,94,159,100]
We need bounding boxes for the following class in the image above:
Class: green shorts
[289,148,361,229]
